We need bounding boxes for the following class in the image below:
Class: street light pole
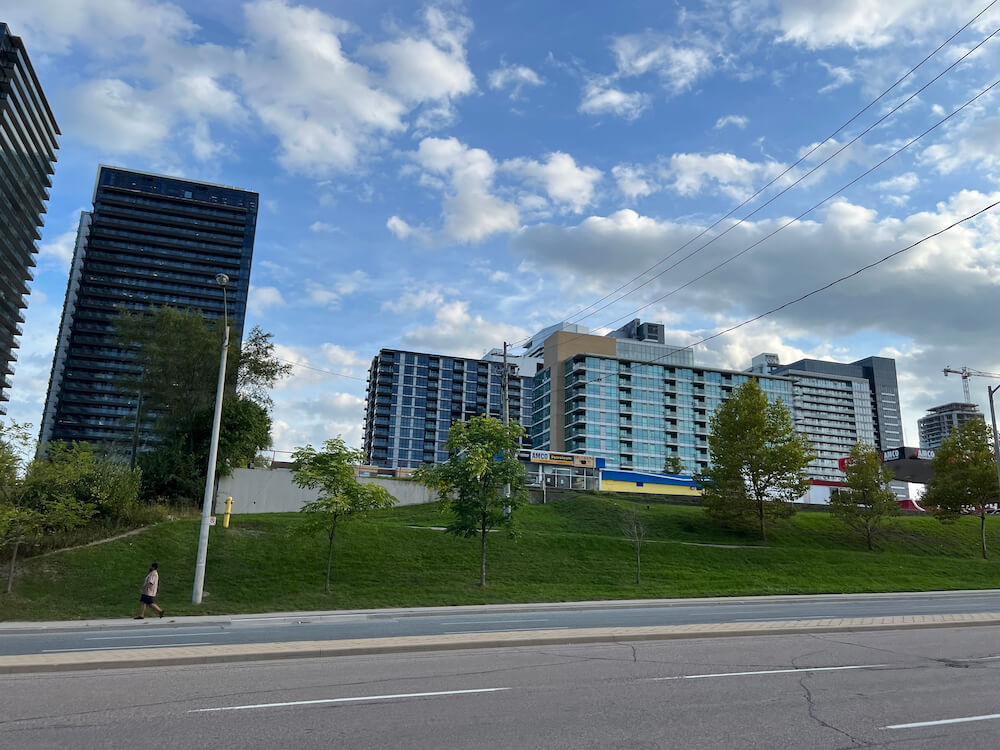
[988,384,1000,501]
[192,274,230,605]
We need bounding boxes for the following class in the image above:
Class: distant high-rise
[39,166,258,449]
[918,402,985,451]
[0,23,60,411]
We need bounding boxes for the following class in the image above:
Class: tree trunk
[635,544,641,585]
[479,511,488,588]
[758,497,766,542]
[325,525,336,592]
[981,511,988,561]
[5,537,19,594]
[866,520,873,552]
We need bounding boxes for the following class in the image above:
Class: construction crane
[943,366,1000,403]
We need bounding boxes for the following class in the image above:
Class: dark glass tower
[0,23,60,411]
[39,166,258,449]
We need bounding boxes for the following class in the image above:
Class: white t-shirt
[142,570,159,597]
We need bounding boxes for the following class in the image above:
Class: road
[4,589,1000,656]
[3,624,1000,748]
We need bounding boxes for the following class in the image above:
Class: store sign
[526,450,596,468]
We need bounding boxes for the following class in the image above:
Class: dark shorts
[139,594,155,605]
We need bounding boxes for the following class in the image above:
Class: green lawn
[3,495,1000,621]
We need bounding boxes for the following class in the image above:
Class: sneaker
[158,610,165,618]
[133,616,144,620]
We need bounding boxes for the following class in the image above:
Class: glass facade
[362,349,534,469]
[0,24,60,411]
[39,166,258,449]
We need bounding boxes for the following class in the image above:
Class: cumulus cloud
[248,285,286,315]
[919,108,1000,177]
[817,61,854,93]
[303,270,367,307]
[65,79,172,153]
[309,221,338,233]
[382,289,446,314]
[612,165,657,201]
[488,63,543,98]
[666,152,787,200]
[503,152,602,214]
[578,80,649,120]
[406,136,520,243]
[401,299,530,359]
[611,32,716,94]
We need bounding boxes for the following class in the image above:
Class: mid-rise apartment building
[0,23,60,410]
[918,402,985,451]
[39,166,258,449]
[362,348,536,469]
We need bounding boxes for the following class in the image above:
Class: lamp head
[215,273,230,287]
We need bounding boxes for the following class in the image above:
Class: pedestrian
[135,562,164,619]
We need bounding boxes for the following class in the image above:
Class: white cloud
[714,114,748,130]
[248,285,286,315]
[612,165,657,200]
[66,79,172,153]
[611,32,715,94]
[817,60,854,94]
[579,80,649,120]
[503,152,602,214]
[381,289,446,314]
[666,152,786,200]
[488,63,543,98]
[309,221,338,233]
[303,270,366,308]
[875,172,919,194]
[919,108,1000,176]
[407,137,519,243]
[401,299,530,358]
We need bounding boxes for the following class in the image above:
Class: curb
[4,612,1000,675]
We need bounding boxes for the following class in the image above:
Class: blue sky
[9,0,1000,456]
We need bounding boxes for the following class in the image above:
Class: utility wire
[576,198,1000,387]
[509,0,999,348]
[277,357,367,382]
[589,72,1000,334]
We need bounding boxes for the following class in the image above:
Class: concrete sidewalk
[3,611,1000,675]
[5,588,1000,634]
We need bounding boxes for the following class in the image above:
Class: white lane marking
[438,619,549,625]
[190,687,510,713]
[236,615,367,622]
[43,642,214,653]
[652,664,889,680]
[443,626,569,635]
[86,632,228,641]
[885,713,1000,730]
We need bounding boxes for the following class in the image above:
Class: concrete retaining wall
[215,468,438,514]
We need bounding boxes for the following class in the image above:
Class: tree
[620,508,646,584]
[699,379,813,541]
[291,438,396,592]
[0,425,97,593]
[663,455,686,475]
[829,442,898,551]
[923,420,999,560]
[415,416,527,587]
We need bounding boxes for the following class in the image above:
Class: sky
[8,0,1000,461]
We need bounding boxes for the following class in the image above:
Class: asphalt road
[4,589,1000,656]
[4,624,1000,748]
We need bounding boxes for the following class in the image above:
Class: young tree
[291,438,396,592]
[415,416,527,587]
[620,508,646,584]
[662,455,686,475]
[830,442,898,551]
[923,420,999,560]
[699,379,813,541]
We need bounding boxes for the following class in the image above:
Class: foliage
[414,416,527,586]
[620,508,646,584]
[237,327,292,411]
[662,455,686,475]
[923,420,1000,560]
[291,437,396,591]
[137,440,204,504]
[829,442,898,551]
[698,379,814,541]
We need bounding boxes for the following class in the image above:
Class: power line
[575,21,1000,326]
[509,0,999,348]
[277,357,367,382]
[588,72,1000,334]
[576,198,1000,387]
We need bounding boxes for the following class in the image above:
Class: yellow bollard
[224,496,233,528]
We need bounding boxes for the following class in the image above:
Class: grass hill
[3,494,1000,621]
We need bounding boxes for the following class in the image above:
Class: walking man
[135,562,164,619]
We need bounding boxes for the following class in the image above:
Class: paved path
[5,590,1000,673]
